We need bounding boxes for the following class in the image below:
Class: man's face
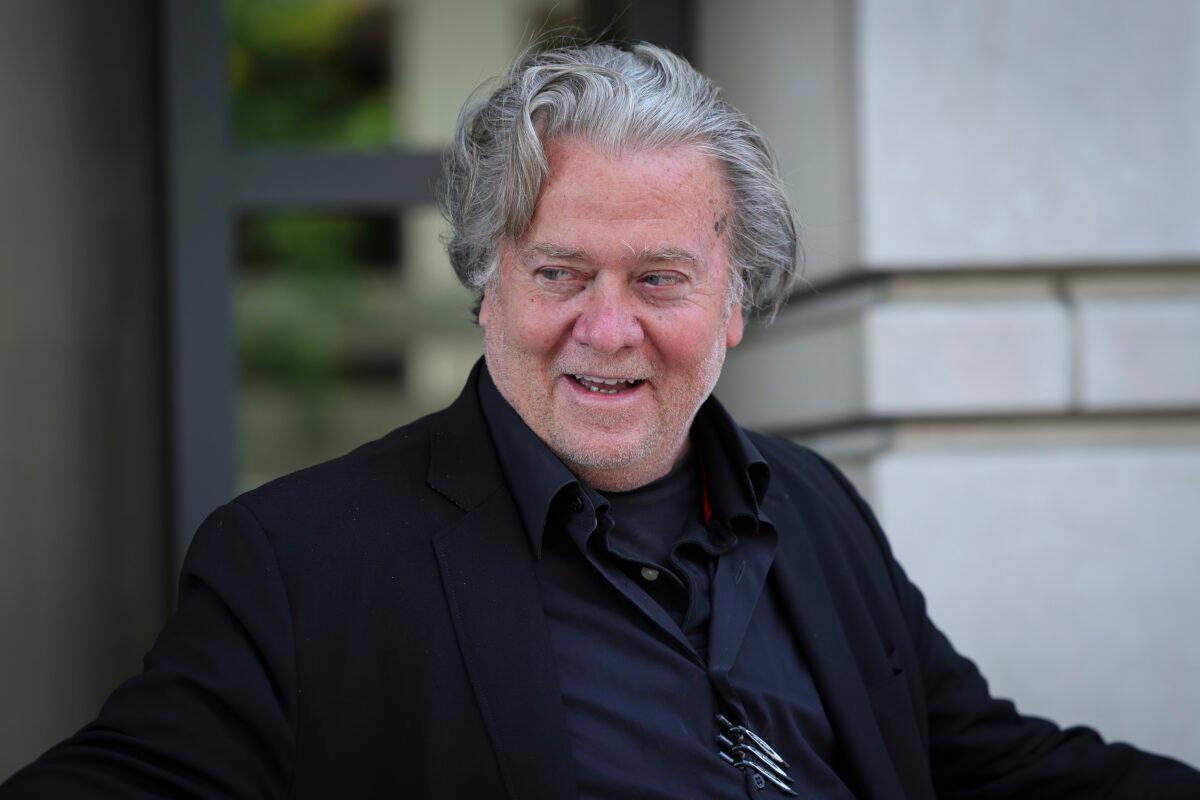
[480,137,744,491]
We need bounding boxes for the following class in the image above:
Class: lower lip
[561,376,648,403]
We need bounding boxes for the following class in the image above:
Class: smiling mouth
[571,374,646,395]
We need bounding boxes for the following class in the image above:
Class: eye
[534,266,585,294]
[536,267,572,282]
[639,272,686,290]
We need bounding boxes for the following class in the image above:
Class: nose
[572,284,644,354]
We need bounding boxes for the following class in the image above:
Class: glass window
[234,209,482,489]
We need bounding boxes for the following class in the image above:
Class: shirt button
[570,495,584,513]
[639,566,660,581]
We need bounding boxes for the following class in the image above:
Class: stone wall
[700,0,1200,765]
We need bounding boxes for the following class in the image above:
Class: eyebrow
[522,242,592,262]
[521,241,700,265]
[634,245,699,264]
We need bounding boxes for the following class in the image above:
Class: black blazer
[4,363,1198,799]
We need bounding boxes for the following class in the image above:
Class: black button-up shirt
[479,368,854,800]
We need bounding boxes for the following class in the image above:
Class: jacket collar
[428,359,578,800]
[426,358,508,512]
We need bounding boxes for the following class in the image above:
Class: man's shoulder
[739,427,887,554]
[230,407,459,549]
[741,428,847,496]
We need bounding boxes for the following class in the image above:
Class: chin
[550,429,656,474]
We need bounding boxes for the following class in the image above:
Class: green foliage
[227,0,391,147]
[240,213,368,277]
[236,213,380,390]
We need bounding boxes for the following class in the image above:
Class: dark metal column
[626,0,691,57]
[587,0,692,57]
[161,0,235,582]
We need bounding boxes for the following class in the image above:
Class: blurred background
[2,0,1197,780]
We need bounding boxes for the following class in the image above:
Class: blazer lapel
[429,363,577,800]
[769,503,903,799]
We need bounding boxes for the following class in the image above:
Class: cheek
[504,303,568,355]
[653,327,718,369]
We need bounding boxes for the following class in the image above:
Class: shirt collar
[477,364,772,558]
[690,392,772,530]
[478,366,582,559]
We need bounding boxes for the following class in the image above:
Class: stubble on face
[554,300,732,477]
[482,270,736,492]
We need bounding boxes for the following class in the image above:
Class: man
[3,42,1198,799]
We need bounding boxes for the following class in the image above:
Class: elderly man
[3,42,1198,800]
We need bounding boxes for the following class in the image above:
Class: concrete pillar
[0,1,165,779]
[700,0,1200,764]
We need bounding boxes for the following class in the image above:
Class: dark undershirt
[600,450,734,660]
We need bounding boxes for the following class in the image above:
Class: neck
[570,438,690,493]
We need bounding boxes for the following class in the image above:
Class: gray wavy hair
[439,41,798,321]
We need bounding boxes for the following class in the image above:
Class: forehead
[526,137,731,242]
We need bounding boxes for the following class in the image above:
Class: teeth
[574,374,638,385]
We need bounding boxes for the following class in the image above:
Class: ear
[478,287,492,326]
[725,302,744,349]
